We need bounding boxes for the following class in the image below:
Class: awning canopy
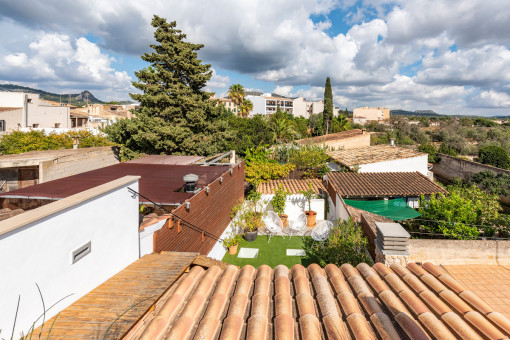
[344,198,421,221]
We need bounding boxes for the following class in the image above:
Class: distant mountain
[0,84,108,106]
[391,109,442,117]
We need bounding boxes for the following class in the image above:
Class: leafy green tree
[228,84,246,115]
[438,142,458,156]
[323,77,333,134]
[330,114,351,133]
[269,107,298,143]
[289,144,330,178]
[239,98,253,117]
[104,16,232,157]
[0,130,113,155]
[224,113,272,156]
[471,171,510,196]
[303,218,369,267]
[478,145,510,169]
[244,145,295,184]
[417,185,501,239]
[308,112,324,136]
[418,143,439,163]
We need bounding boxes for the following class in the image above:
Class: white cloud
[0,33,133,99]
[467,90,510,108]
[205,68,230,90]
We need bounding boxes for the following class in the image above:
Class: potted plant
[231,198,263,242]
[223,231,242,255]
[300,182,318,227]
[271,184,290,228]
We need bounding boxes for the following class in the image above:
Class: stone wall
[408,239,510,265]
[39,146,120,182]
[432,154,510,206]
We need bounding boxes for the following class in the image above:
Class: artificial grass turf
[221,235,312,268]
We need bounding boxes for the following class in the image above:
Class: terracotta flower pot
[228,243,239,255]
[305,211,317,227]
[280,214,288,228]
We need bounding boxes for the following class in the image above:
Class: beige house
[292,97,324,118]
[353,106,390,124]
[296,129,371,150]
[217,98,240,115]
[0,92,70,132]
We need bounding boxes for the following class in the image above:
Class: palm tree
[239,98,253,117]
[269,111,298,143]
[227,84,245,115]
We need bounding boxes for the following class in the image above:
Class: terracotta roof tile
[257,178,326,195]
[55,258,506,340]
[328,171,448,197]
[327,144,426,166]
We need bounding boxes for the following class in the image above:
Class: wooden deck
[32,252,198,339]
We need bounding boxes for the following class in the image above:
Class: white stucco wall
[336,195,351,221]
[0,177,140,336]
[359,155,428,176]
[139,219,166,257]
[246,95,266,116]
[261,194,325,221]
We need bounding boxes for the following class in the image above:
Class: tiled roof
[328,172,448,197]
[127,261,510,339]
[327,145,426,167]
[296,129,366,144]
[257,179,326,195]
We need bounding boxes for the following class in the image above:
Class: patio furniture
[310,220,334,246]
[263,211,283,243]
[287,212,307,238]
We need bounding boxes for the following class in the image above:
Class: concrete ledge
[0,175,141,237]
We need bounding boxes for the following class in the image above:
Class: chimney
[361,129,366,135]
[390,138,395,147]
[183,174,199,193]
[72,136,80,149]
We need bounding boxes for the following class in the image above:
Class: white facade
[0,92,70,131]
[292,97,325,118]
[358,155,429,176]
[261,194,325,221]
[0,176,140,335]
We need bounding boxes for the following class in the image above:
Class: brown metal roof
[257,178,326,195]
[126,261,510,339]
[328,145,426,167]
[127,155,205,165]
[328,172,448,197]
[296,129,366,144]
[0,163,231,204]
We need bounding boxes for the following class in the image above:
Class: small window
[54,123,61,128]
[32,124,39,128]
[71,241,91,264]
[27,98,32,103]
[0,120,5,132]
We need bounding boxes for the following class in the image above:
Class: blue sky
[0,0,509,115]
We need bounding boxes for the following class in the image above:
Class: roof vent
[183,174,199,193]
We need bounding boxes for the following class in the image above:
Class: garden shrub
[478,145,510,169]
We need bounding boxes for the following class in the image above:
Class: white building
[0,176,140,335]
[246,94,294,116]
[327,145,430,177]
[0,92,70,132]
[353,107,390,125]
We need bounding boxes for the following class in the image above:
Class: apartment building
[353,106,390,124]
[217,97,240,114]
[247,94,294,116]
[0,92,70,132]
[293,97,325,118]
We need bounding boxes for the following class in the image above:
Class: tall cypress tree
[323,77,333,134]
[104,16,232,157]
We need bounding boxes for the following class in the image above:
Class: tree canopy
[104,16,232,157]
[323,77,333,134]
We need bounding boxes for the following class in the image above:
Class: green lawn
[222,235,313,268]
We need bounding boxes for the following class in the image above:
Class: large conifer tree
[323,77,333,134]
[105,16,232,157]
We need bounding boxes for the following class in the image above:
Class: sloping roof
[0,163,230,204]
[126,261,510,339]
[296,129,366,144]
[34,252,199,339]
[127,155,205,165]
[257,178,326,195]
[328,172,447,197]
[327,145,426,167]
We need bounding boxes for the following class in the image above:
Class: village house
[352,106,390,125]
[327,145,430,177]
[0,92,70,132]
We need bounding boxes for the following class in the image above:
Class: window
[54,123,61,128]
[0,120,5,132]
[71,241,91,264]
[32,124,39,128]
[27,98,32,103]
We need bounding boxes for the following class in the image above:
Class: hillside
[391,109,441,117]
[0,84,105,106]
